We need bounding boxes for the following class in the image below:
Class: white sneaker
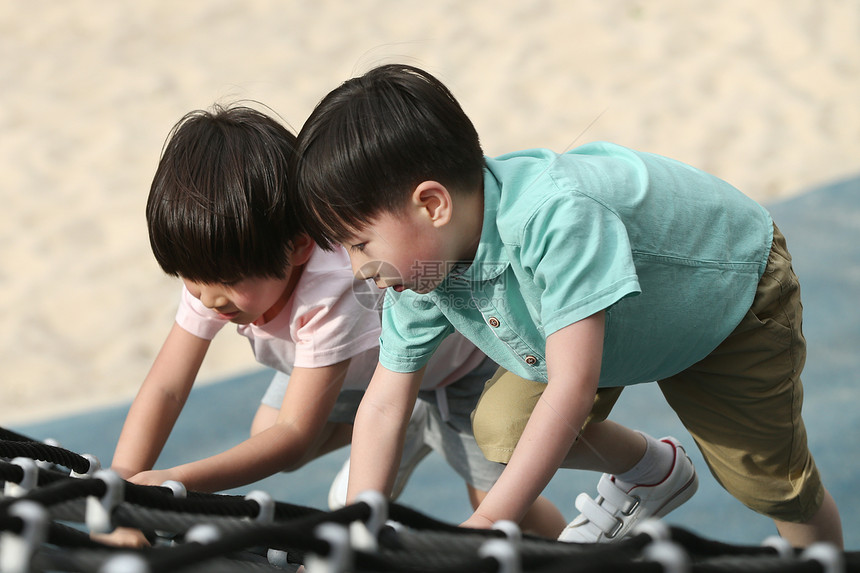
[327,400,432,510]
[558,436,698,543]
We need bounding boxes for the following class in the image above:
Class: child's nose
[199,290,229,310]
[352,259,372,281]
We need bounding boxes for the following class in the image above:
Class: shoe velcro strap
[574,492,622,535]
[596,477,639,515]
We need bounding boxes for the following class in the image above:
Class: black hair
[146,104,300,283]
[294,64,484,249]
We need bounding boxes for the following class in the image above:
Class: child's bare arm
[462,311,605,528]
[128,360,351,492]
[111,323,210,478]
[346,364,425,502]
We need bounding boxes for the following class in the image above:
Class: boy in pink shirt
[109,105,565,540]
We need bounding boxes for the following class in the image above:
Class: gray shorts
[259,358,505,492]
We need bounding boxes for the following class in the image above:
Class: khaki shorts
[471,224,824,523]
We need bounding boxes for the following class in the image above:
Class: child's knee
[708,449,825,523]
[250,404,279,437]
[734,482,825,524]
[470,369,545,464]
[471,405,519,463]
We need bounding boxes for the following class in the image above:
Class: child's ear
[412,181,452,228]
[289,234,315,266]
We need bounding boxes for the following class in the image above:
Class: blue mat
[13,174,860,548]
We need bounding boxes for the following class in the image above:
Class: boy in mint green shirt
[293,64,842,547]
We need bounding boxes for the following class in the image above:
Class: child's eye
[350,243,367,253]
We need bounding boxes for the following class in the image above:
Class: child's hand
[130,468,179,487]
[91,526,151,548]
[460,512,496,530]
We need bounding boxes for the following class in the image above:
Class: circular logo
[350,260,402,311]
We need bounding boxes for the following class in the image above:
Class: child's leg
[472,370,639,470]
[659,367,842,547]
[659,364,843,548]
[473,369,697,542]
[472,370,674,476]
[562,419,646,474]
[774,489,842,548]
[657,224,843,548]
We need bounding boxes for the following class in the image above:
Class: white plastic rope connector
[642,540,690,573]
[160,480,187,498]
[155,480,188,540]
[636,516,687,572]
[245,490,275,523]
[99,553,150,573]
[85,469,125,534]
[761,535,794,559]
[633,518,671,542]
[479,538,522,573]
[349,490,387,552]
[244,490,278,562]
[185,523,222,545]
[0,500,49,573]
[267,548,290,569]
[305,523,352,573]
[492,520,522,543]
[70,453,101,478]
[801,543,845,573]
[4,457,39,497]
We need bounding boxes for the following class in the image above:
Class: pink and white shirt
[175,245,486,393]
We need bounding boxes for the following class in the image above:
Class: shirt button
[488,317,500,328]
[524,355,538,365]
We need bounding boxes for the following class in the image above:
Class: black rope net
[1,428,856,573]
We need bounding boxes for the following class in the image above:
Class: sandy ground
[2,0,859,425]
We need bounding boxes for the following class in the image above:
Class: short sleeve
[521,192,641,336]
[378,289,454,373]
[290,271,382,369]
[174,284,228,340]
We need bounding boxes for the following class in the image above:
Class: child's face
[342,209,451,295]
[183,273,295,325]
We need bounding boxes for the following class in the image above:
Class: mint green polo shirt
[379,142,773,386]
